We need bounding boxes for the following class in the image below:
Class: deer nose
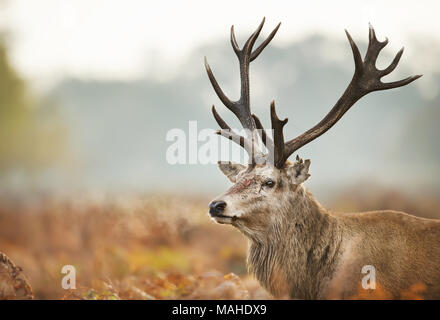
[209,200,227,215]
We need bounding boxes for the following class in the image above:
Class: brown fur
[210,162,440,299]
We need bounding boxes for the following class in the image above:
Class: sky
[1,0,440,91]
[0,0,439,197]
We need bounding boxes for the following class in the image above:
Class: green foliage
[0,37,67,175]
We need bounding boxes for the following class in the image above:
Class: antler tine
[379,75,422,90]
[270,101,288,168]
[231,19,281,62]
[364,24,388,64]
[380,47,404,76]
[242,17,266,56]
[378,47,423,90]
[230,26,241,55]
[251,22,281,61]
[215,129,254,156]
[252,113,274,152]
[212,105,257,157]
[345,30,363,75]
[211,105,231,130]
[281,25,421,163]
[204,57,235,110]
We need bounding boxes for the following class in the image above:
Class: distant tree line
[0,36,67,179]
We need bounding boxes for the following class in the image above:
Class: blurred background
[0,0,439,299]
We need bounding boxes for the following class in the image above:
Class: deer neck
[247,185,342,299]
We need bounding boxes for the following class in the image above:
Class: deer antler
[205,18,281,165]
[278,25,421,165]
[206,22,420,169]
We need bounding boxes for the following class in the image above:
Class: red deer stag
[204,18,440,299]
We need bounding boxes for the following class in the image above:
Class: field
[0,188,439,300]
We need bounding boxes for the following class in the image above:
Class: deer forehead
[225,177,257,195]
[237,165,281,181]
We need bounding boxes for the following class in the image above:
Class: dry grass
[0,189,439,300]
[0,194,267,299]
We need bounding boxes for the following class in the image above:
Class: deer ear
[287,156,311,185]
[218,161,246,183]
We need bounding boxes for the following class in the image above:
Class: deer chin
[209,212,238,225]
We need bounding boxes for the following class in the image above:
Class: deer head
[205,18,421,240]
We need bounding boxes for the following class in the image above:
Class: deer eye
[262,179,275,188]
